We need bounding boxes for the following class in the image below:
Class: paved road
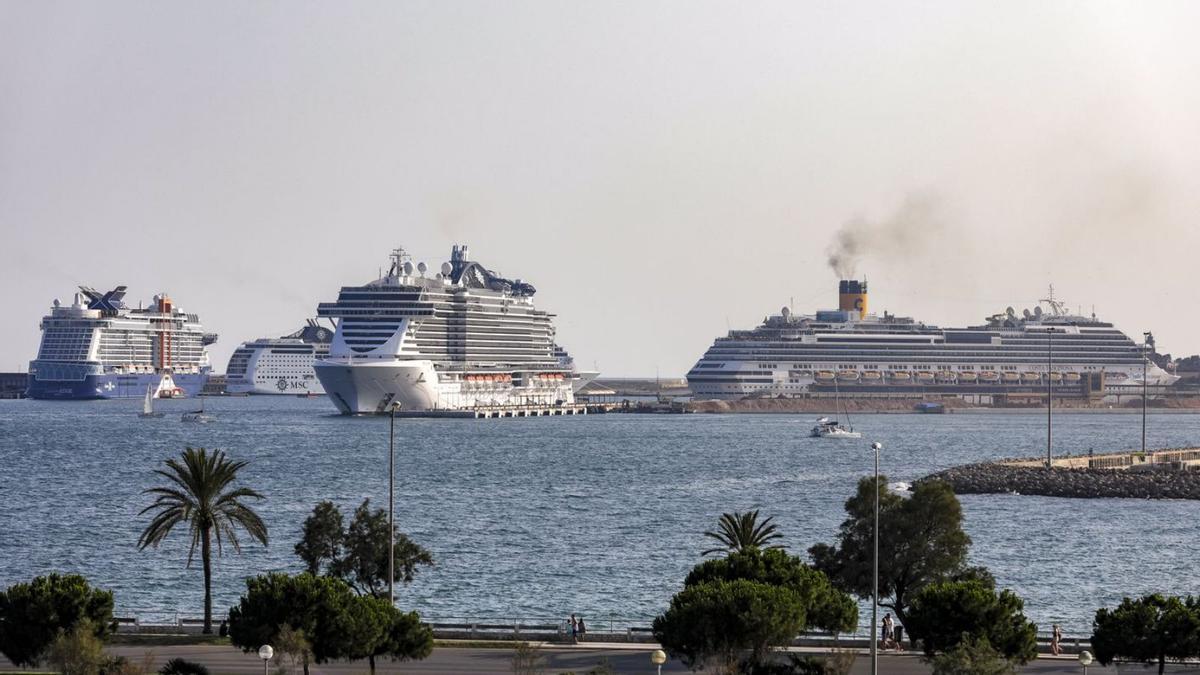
[4,643,1200,674]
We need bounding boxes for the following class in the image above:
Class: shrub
[0,573,115,666]
[159,657,211,675]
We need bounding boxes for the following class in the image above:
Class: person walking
[569,614,578,643]
[882,613,895,650]
[577,616,587,642]
[1051,624,1062,655]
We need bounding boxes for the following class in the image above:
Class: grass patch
[109,633,231,646]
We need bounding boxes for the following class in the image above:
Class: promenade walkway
[0,642,1172,674]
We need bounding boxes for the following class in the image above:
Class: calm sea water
[1,397,1197,633]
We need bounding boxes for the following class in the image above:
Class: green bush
[0,573,115,666]
[928,635,1017,675]
[159,657,211,675]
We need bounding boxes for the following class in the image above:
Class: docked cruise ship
[687,280,1177,403]
[313,245,585,414]
[28,286,215,399]
[225,321,333,395]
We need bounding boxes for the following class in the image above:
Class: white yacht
[225,321,333,395]
[313,245,586,414]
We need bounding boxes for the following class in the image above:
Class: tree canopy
[0,573,114,667]
[904,579,1037,664]
[227,572,431,675]
[684,548,857,634]
[809,476,971,626]
[703,510,785,556]
[655,522,859,674]
[653,579,806,674]
[295,499,433,597]
[1091,594,1200,675]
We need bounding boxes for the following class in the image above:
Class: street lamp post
[257,644,274,675]
[650,649,667,675]
[1142,332,1153,454]
[1079,649,1094,675]
[1047,328,1053,467]
[389,401,398,606]
[869,441,882,675]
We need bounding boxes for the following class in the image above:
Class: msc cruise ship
[313,245,583,414]
[28,286,215,399]
[687,280,1177,403]
[225,321,333,395]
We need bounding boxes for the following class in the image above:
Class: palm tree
[702,509,785,556]
[138,447,269,633]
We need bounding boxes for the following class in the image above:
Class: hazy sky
[3,2,1199,376]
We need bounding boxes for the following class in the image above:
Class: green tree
[653,579,806,674]
[684,548,857,634]
[703,510,785,556]
[0,573,114,667]
[138,447,269,634]
[293,501,343,575]
[904,579,1037,664]
[295,499,433,597]
[1091,595,1200,675]
[928,635,1017,675]
[809,477,970,627]
[226,572,431,675]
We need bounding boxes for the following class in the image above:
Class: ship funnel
[838,279,868,315]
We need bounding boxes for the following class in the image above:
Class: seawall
[924,449,1200,500]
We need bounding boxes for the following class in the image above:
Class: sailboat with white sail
[138,385,164,418]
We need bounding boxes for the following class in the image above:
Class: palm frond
[702,509,786,556]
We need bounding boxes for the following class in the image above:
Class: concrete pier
[393,403,590,419]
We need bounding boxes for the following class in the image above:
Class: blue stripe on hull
[27,373,209,400]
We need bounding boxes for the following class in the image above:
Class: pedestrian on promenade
[1051,624,1062,655]
[577,616,587,641]
[882,613,895,650]
[569,614,578,643]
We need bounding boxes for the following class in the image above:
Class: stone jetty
[923,448,1200,500]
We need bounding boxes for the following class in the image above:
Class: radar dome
[417,262,427,274]
[441,262,453,276]
[402,261,414,275]
[781,307,790,318]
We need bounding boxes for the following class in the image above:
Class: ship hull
[314,359,440,414]
[27,372,209,400]
[314,359,575,415]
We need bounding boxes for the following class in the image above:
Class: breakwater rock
[924,463,1200,499]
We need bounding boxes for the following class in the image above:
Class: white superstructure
[225,321,333,395]
[687,281,1178,403]
[313,245,585,414]
[28,286,215,399]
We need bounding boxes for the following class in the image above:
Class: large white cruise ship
[313,245,585,414]
[28,286,215,399]
[225,321,333,395]
[687,280,1178,403]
